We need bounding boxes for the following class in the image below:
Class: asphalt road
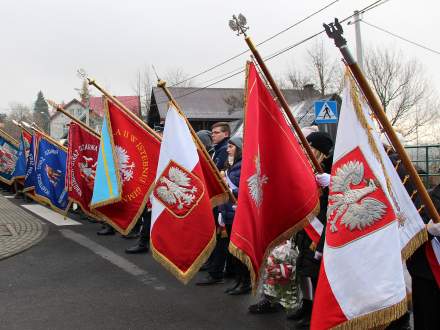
[0,193,295,330]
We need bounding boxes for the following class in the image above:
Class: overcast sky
[1,0,439,113]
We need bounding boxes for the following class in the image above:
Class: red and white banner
[67,122,100,218]
[425,238,440,288]
[311,74,426,329]
[230,62,319,289]
[150,105,216,284]
[304,217,324,245]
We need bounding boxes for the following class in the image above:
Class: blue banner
[0,132,19,184]
[23,134,36,192]
[90,113,122,208]
[11,133,29,180]
[35,137,69,213]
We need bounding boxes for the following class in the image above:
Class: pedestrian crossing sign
[314,100,338,124]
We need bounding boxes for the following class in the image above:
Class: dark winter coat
[296,153,333,279]
[219,159,241,225]
[212,137,229,171]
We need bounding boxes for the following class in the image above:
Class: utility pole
[353,10,364,71]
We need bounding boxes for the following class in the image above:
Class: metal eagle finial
[229,13,249,36]
[77,68,95,85]
[323,18,347,48]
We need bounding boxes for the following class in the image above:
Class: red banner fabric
[67,122,100,217]
[229,63,319,288]
[93,99,161,234]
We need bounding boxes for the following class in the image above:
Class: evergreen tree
[33,91,50,134]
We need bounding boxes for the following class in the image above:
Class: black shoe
[195,275,224,286]
[199,262,211,272]
[223,271,236,279]
[293,315,311,329]
[228,283,251,295]
[249,298,282,314]
[224,279,241,293]
[125,244,149,254]
[286,300,312,320]
[97,226,115,236]
[122,231,140,239]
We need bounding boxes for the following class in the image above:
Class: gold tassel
[151,230,217,285]
[401,228,428,261]
[394,159,401,171]
[402,175,409,185]
[228,202,320,294]
[417,205,425,213]
[333,298,408,330]
[410,190,417,200]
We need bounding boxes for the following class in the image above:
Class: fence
[405,144,440,189]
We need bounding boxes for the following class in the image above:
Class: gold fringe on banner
[333,298,407,330]
[151,229,216,285]
[0,128,19,147]
[68,197,102,222]
[228,203,320,293]
[30,194,71,216]
[401,227,428,261]
[89,99,123,209]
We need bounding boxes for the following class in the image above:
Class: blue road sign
[314,100,338,124]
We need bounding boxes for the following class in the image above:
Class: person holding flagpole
[287,131,333,326]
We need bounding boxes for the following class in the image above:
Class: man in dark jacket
[196,135,242,287]
[211,122,230,171]
[196,123,231,275]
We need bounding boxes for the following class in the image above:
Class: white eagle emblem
[156,166,198,210]
[247,148,268,208]
[327,160,387,232]
[115,145,135,182]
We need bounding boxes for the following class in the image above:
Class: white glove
[314,251,323,260]
[316,173,331,188]
[427,220,440,236]
[217,213,225,227]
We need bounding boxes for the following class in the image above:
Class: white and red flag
[150,104,217,284]
[230,62,319,289]
[425,238,440,287]
[304,217,324,245]
[311,74,427,329]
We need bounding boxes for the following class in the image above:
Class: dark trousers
[208,224,233,279]
[412,276,440,330]
[138,209,151,246]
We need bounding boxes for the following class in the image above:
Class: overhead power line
[156,0,389,105]
[169,0,341,87]
[362,20,440,56]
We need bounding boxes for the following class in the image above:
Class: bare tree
[364,47,439,141]
[223,93,244,115]
[307,41,342,96]
[2,102,32,139]
[164,67,193,87]
[286,67,310,91]
[284,41,342,97]
[132,66,154,118]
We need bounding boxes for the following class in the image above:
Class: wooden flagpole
[46,99,100,138]
[84,77,161,142]
[0,128,19,146]
[157,80,236,203]
[11,120,32,137]
[323,18,439,224]
[229,15,324,174]
[21,121,67,152]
